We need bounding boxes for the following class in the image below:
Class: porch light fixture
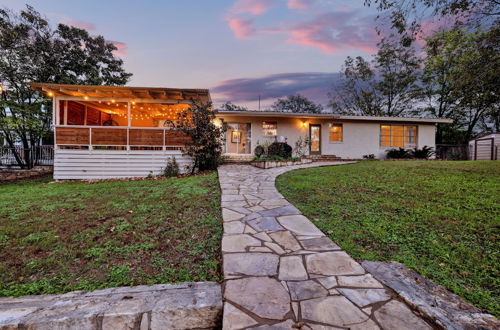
[301,120,307,127]
[47,91,54,97]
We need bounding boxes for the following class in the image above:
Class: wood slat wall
[56,127,90,145]
[165,130,191,146]
[129,129,164,146]
[54,149,192,180]
[91,128,128,145]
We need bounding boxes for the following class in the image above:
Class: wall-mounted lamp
[301,120,307,128]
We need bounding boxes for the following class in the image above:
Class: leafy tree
[0,5,132,168]
[175,102,226,173]
[364,0,499,45]
[330,38,421,117]
[218,101,248,111]
[450,26,500,141]
[271,94,323,113]
[422,27,499,143]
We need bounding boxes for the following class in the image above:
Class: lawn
[0,173,222,297]
[276,161,499,316]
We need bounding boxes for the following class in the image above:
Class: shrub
[163,157,180,177]
[386,147,410,159]
[410,146,434,159]
[363,154,376,159]
[175,102,225,173]
[268,142,292,158]
[254,145,265,158]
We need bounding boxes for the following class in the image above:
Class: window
[329,124,343,142]
[262,121,277,136]
[380,124,417,147]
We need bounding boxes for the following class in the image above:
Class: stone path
[219,162,434,330]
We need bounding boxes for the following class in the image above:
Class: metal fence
[0,145,54,167]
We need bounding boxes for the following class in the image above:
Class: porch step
[306,155,342,161]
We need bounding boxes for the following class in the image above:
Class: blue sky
[1,0,383,109]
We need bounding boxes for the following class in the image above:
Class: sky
[1,0,386,109]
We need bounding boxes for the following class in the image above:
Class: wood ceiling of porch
[29,82,211,102]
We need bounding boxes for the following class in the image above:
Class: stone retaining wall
[0,166,53,182]
[0,282,222,330]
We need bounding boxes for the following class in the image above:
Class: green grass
[0,173,222,297]
[276,161,499,316]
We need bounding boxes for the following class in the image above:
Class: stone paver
[218,162,435,329]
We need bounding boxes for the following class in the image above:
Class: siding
[54,149,192,180]
[217,115,437,159]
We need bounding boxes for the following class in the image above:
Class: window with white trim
[329,124,343,142]
[380,124,417,148]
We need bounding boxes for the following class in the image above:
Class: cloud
[287,12,380,54]
[287,0,315,10]
[108,41,127,57]
[230,0,277,15]
[212,72,342,107]
[226,17,256,39]
[52,14,96,31]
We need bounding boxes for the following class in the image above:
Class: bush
[175,102,225,173]
[254,145,265,158]
[268,142,292,158]
[163,157,180,177]
[386,148,410,159]
[410,146,434,159]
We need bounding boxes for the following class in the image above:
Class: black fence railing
[0,146,54,167]
[435,144,468,160]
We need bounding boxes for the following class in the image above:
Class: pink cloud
[286,12,380,54]
[226,17,256,39]
[287,0,314,10]
[108,41,127,57]
[230,0,277,15]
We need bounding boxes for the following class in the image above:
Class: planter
[251,158,312,169]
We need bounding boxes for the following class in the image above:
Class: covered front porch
[30,83,210,179]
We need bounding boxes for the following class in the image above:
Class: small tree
[272,94,323,113]
[176,102,225,174]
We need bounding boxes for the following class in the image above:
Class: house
[215,111,452,160]
[468,133,499,160]
[29,83,452,180]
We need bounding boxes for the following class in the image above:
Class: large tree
[330,38,421,117]
[421,26,500,143]
[271,94,323,113]
[365,0,499,45]
[0,5,132,168]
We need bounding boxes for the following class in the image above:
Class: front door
[309,124,321,155]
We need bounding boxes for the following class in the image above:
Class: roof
[469,132,499,141]
[29,83,211,102]
[216,110,454,124]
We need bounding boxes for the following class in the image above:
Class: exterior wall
[216,115,437,159]
[54,149,191,180]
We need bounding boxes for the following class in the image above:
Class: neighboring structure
[29,83,210,180]
[216,111,452,160]
[29,83,453,179]
[468,133,499,160]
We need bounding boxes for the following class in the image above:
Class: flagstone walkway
[219,162,434,330]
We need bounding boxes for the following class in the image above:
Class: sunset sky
[3,0,388,109]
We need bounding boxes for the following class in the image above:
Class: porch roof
[29,83,211,102]
[216,110,454,124]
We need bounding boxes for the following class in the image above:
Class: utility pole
[258,95,261,111]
